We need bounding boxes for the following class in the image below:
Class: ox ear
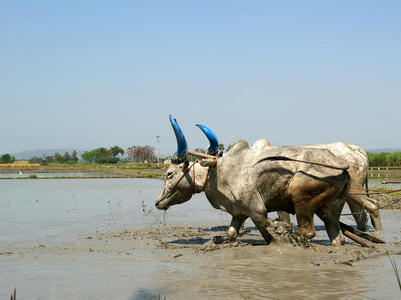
[200,159,217,167]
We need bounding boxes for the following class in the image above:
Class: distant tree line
[367,152,401,167]
[29,151,79,165]
[81,145,158,164]
[0,154,15,164]
[13,144,159,165]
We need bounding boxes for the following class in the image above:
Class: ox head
[155,115,218,210]
[155,159,193,210]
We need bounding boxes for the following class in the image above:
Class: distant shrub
[82,147,121,164]
[0,154,15,164]
[95,157,120,164]
[28,175,38,179]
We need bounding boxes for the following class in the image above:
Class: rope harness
[191,160,210,193]
[341,185,401,216]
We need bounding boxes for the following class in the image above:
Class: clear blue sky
[1,1,400,155]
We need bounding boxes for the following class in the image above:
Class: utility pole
[156,136,160,165]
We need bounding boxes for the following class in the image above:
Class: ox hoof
[300,227,316,240]
[373,230,384,236]
[331,233,345,247]
[227,227,238,242]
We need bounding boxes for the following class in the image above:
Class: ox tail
[339,170,351,201]
[365,166,370,198]
[253,156,350,170]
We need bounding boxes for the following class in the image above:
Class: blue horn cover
[169,114,188,157]
[196,124,219,155]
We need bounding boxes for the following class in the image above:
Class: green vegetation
[10,287,16,300]
[367,152,401,167]
[25,145,160,166]
[0,153,15,164]
[388,254,401,291]
[28,146,126,165]
[81,146,123,164]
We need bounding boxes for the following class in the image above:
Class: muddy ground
[95,222,401,266]
[1,178,400,299]
[2,216,400,299]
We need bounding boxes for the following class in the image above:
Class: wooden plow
[339,221,385,247]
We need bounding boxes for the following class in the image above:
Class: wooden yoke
[187,150,217,167]
[187,150,217,160]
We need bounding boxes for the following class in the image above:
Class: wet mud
[371,193,401,209]
[92,222,400,264]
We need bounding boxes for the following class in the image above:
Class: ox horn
[196,124,219,156]
[169,114,188,161]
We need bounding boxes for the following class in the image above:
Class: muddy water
[0,178,400,299]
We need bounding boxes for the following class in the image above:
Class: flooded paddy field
[0,172,106,179]
[369,168,401,188]
[1,178,400,299]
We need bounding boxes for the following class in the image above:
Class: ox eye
[166,171,174,179]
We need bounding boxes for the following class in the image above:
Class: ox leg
[346,197,368,231]
[315,200,345,247]
[363,197,383,232]
[294,206,316,240]
[369,209,383,233]
[250,214,273,245]
[348,194,383,232]
[288,175,318,239]
[227,215,247,242]
[277,211,291,224]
